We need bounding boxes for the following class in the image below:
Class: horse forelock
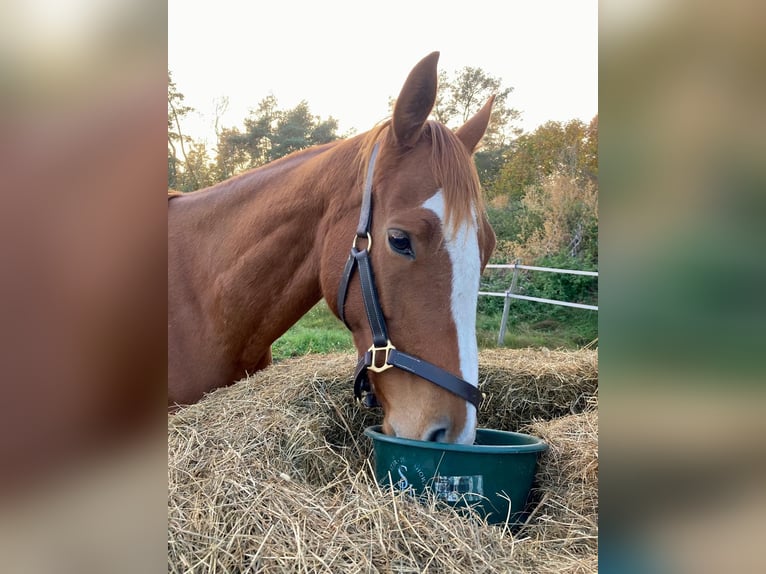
[425,121,485,239]
[356,120,485,240]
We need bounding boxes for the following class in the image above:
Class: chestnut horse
[168,52,496,444]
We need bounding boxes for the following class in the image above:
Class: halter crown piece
[336,143,483,410]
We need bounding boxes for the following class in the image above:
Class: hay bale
[478,348,598,430]
[168,349,598,573]
[523,409,599,555]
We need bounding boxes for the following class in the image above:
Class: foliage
[167,71,196,190]
[490,117,598,200]
[425,66,523,191]
[216,97,340,176]
[181,142,217,190]
[528,253,597,305]
[499,173,598,263]
[487,114,599,309]
[488,179,597,275]
[474,147,507,192]
[432,67,522,149]
[167,73,341,190]
[388,66,520,154]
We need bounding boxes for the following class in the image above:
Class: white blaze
[422,190,480,444]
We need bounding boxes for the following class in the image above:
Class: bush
[527,252,597,308]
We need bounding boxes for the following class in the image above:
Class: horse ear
[455,95,495,153]
[392,52,440,147]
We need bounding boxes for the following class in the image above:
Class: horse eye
[387,229,414,257]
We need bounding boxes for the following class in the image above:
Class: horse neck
[178,142,357,356]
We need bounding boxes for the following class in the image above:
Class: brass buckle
[352,232,373,252]
[367,340,395,373]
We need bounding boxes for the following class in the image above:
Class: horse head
[322,52,496,444]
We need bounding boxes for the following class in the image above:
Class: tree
[491,117,597,200]
[215,126,250,181]
[386,66,520,190]
[582,115,598,181]
[270,101,339,159]
[390,66,520,150]
[216,97,340,174]
[434,66,521,149]
[167,71,197,190]
[180,142,216,191]
[486,115,598,267]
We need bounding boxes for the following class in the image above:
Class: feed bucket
[364,425,548,524]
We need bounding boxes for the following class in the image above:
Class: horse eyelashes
[387,229,414,258]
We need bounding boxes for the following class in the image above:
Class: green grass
[477,312,598,349]
[271,301,353,361]
[272,300,597,361]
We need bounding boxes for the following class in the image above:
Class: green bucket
[364,425,548,525]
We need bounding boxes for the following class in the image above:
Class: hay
[478,348,598,430]
[523,411,599,555]
[168,349,598,573]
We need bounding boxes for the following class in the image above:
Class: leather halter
[337,142,483,410]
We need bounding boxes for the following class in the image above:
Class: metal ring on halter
[352,232,372,252]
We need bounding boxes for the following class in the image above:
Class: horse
[168,52,496,444]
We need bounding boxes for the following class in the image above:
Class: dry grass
[477,348,598,430]
[168,349,598,573]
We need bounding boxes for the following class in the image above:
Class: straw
[169,349,598,573]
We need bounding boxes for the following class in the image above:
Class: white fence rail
[484,263,598,277]
[480,260,598,346]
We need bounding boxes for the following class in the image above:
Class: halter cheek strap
[337,142,483,410]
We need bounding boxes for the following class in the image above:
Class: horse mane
[356,120,484,238]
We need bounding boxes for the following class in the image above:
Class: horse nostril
[424,426,448,443]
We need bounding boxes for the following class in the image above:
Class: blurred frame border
[600,0,766,572]
[0,1,167,572]
[2,1,765,572]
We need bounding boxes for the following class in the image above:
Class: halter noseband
[336,142,483,410]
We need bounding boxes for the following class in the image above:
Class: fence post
[497,259,521,346]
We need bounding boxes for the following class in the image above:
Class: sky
[168,0,597,147]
